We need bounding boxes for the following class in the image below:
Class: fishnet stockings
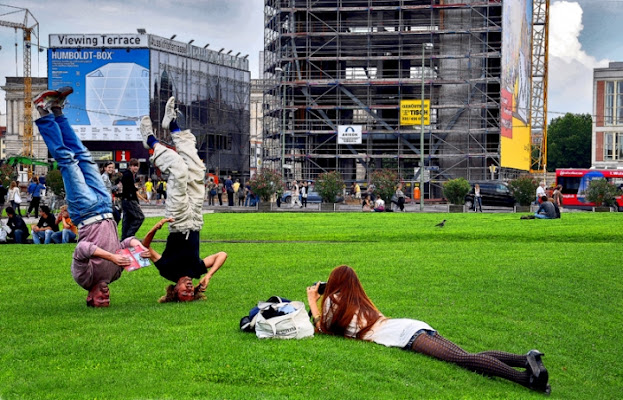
[411,332,531,387]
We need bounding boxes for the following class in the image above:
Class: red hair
[320,265,382,339]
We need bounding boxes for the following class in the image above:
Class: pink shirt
[71,219,134,290]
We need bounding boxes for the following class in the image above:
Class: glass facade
[150,49,250,177]
[48,33,251,177]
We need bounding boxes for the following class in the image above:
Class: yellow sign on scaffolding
[400,100,430,126]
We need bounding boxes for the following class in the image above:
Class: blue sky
[0,0,621,121]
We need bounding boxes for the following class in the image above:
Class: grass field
[1,212,622,399]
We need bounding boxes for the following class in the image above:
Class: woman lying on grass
[306,265,551,394]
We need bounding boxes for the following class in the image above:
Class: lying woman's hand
[306,283,321,303]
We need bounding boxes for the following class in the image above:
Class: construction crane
[0,4,39,173]
[530,0,549,175]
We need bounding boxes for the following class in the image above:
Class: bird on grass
[435,219,446,227]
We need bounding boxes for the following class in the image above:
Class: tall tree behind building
[547,113,592,171]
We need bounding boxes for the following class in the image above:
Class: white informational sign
[414,168,431,183]
[338,125,362,145]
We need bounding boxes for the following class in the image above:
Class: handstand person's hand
[156,217,174,230]
[198,276,210,291]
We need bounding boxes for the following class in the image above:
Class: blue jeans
[32,229,54,244]
[12,229,26,244]
[534,213,552,219]
[51,229,77,244]
[34,114,112,226]
[473,197,482,211]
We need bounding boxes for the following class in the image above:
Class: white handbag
[14,191,22,204]
[255,300,315,340]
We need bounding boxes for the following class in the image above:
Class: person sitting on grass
[138,97,228,303]
[5,206,29,244]
[30,205,58,245]
[51,205,78,244]
[534,196,558,219]
[306,265,551,394]
[373,196,385,212]
[33,87,143,307]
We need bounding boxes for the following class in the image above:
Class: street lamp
[275,66,286,179]
[420,43,434,211]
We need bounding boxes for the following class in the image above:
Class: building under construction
[263,0,547,197]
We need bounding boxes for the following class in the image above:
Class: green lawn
[1,212,622,399]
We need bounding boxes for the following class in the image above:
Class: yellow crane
[0,4,39,174]
[530,0,549,174]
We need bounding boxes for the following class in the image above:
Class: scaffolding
[263,0,518,197]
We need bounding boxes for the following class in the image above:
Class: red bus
[555,169,623,210]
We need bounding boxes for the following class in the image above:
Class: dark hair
[5,206,15,215]
[129,158,139,166]
[40,205,51,214]
[320,265,382,339]
[158,283,207,303]
[103,161,114,169]
[541,195,549,202]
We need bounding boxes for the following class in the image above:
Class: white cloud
[548,1,609,118]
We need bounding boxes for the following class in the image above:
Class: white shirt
[323,297,435,348]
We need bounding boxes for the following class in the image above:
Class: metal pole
[420,44,425,212]
[276,66,285,178]
[281,73,285,179]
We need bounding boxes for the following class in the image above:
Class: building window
[604,81,623,125]
[603,132,623,160]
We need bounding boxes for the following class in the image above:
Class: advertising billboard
[47,47,150,142]
[500,0,532,170]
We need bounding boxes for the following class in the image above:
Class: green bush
[508,175,538,206]
[0,163,14,186]
[370,169,398,202]
[46,169,65,198]
[443,178,471,205]
[315,171,345,203]
[248,169,283,202]
[586,178,622,207]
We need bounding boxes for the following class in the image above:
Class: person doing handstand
[33,87,143,307]
[139,97,227,303]
[306,265,551,394]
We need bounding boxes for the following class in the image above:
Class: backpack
[238,187,246,198]
[240,296,314,340]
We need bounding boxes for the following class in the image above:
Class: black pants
[121,199,145,240]
[27,196,41,216]
[227,191,234,206]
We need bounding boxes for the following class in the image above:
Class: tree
[508,175,538,206]
[46,170,65,198]
[315,171,345,203]
[248,169,283,202]
[547,113,592,171]
[442,178,471,205]
[0,163,14,186]
[585,178,622,207]
[369,169,398,203]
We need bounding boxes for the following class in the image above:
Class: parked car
[281,190,344,204]
[464,181,516,209]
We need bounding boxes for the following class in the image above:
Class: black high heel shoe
[526,350,551,394]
